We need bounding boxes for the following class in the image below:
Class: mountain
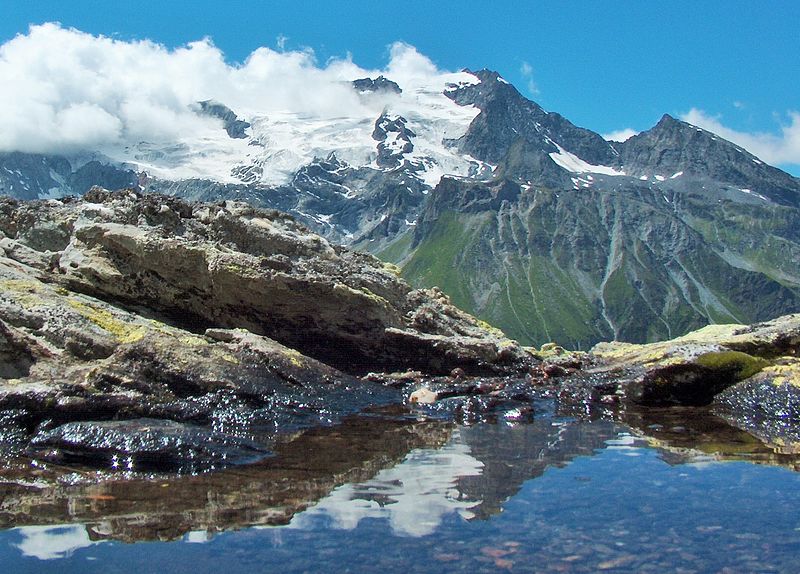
[2,68,799,348]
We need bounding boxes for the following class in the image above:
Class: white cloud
[0,23,453,156]
[681,108,800,166]
[602,128,638,142]
[385,42,440,84]
[520,61,538,95]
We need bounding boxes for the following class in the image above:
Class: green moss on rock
[695,350,769,381]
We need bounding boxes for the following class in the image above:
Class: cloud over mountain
[0,23,444,155]
[681,108,800,167]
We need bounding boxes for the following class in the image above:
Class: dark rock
[352,75,402,94]
[194,100,251,139]
[372,113,415,169]
[0,320,35,379]
[29,418,271,472]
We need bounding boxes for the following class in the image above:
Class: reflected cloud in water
[290,429,484,536]
[13,524,105,560]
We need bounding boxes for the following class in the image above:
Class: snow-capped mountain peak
[95,69,487,191]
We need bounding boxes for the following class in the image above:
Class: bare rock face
[537,315,799,451]
[576,315,800,407]
[0,188,533,377]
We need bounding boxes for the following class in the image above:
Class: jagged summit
[352,75,402,94]
[444,68,620,180]
[615,114,800,206]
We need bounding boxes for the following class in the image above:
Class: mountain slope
[397,177,800,348]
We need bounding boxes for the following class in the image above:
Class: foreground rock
[0,188,531,376]
[0,253,405,464]
[534,315,799,450]
[584,314,799,404]
[29,418,270,473]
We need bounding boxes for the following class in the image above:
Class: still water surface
[1,402,799,573]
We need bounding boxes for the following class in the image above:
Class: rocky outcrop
[554,314,799,407]
[534,315,800,452]
[0,252,395,441]
[194,100,251,139]
[0,188,532,377]
[372,113,415,168]
[352,75,402,94]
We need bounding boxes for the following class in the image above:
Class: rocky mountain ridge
[2,68,800,348]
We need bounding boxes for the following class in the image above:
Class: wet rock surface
[555,315,800,406]
[29,418,271,473]
[535,315,800,454]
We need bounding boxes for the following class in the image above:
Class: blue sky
[3,0,799,174]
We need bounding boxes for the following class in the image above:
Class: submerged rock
[29,418,270,472]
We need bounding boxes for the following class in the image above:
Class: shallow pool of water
[1,402,799,573]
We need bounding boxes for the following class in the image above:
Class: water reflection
[290,430,483,536]
[621,407,800,471]
[12,524,104,560]
[290,417,627,537]
[1,402,800,551]
[0,415,453,542]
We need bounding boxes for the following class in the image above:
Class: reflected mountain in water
[3,403,800,547]
[289,428,484,537]
[0,415,452,544]
[622,407,800,472]
[290,416,626,535]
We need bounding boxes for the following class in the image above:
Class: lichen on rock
[0,189,533,377]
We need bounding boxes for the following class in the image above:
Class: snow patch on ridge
[738,188,769,201]
[549,144,626,177]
